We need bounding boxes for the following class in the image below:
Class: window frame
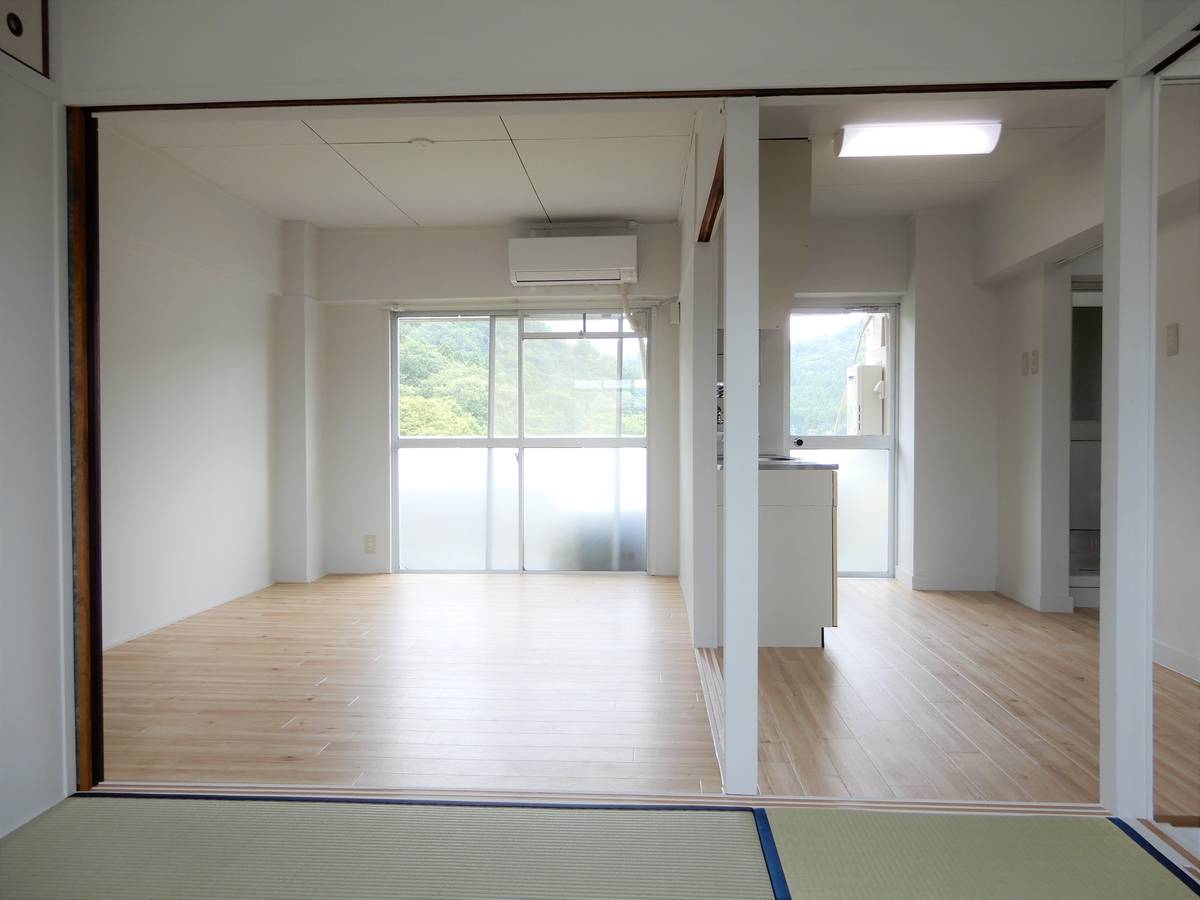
[389,309,651,573]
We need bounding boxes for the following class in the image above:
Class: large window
[790,305,896,575]
[393,311,648,572]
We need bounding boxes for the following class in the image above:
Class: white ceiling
[104,105,697,229]
[103,90,1109,226]
[762,90,1108,217]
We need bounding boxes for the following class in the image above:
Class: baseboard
[903,572,997,592]
[1155,640,1200,683]
[1039,594,1075,614]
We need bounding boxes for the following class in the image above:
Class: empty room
[4,2,1200,896]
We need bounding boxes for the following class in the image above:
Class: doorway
[392,310,650,572]
[788,303,898,577]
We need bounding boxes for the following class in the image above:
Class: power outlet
[364,534,377,555]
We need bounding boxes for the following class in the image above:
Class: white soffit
[163,145,414,228]
[514,135,692,222]
[335,140,546,227]
[762,89,1108,216]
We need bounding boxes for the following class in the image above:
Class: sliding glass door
[393,311,648,572]
[789,303,897,576]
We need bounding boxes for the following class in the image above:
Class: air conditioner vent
[508,235,637,286]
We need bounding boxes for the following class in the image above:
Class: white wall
[320,304,393,574]
[984,84,1200,656]
[319,223,680,305]
[318,222,682,576]
[977,86,1200,283]
[274,221,324,583]
[994,271,1040,604]
[59,1,1133,107]
[795,217,911,296]
[99,128,282,646]
[898,207,999,591]
[1154,166,1200,678]
[0,60,72,837]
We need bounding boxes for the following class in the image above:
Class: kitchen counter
[716,454,839,471]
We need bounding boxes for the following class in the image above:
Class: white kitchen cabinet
[718,465,837,647]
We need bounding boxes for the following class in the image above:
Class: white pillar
[1100,76,1158,818]
[722,98,759,795]
[274,221,324,583]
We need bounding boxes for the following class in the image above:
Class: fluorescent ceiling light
[835,121,1002,157]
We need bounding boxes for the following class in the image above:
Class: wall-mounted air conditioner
[508,235,638,286]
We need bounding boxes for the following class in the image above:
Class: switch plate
[1021,351,1029,376]
[364,534,377,554]
[1030,349,1040,374]
[1166,322,1180,357]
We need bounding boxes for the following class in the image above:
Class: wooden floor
[104,574,1199,814]
[103,575,722,794]
[750,579,1200,818]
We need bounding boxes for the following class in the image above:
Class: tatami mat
[0,796,775,899]
[766,807,1198,899]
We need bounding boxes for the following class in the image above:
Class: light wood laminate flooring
[103,574,722,794]
[749,579,1199,819]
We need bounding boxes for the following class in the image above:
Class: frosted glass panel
[523,448,646,571]
[397,448,519,569]
[797,448,889,574]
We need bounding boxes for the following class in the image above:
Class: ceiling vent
[508,235,638,286]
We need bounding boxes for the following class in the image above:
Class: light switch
[365,534,377,554]
[1166,322,1180,357]
[1030,349,1040,375]
[1021,351,1029,376]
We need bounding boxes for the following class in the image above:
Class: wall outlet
[1166,322,1180,357]
[364,534,377,554]
[1021,351,1029,376]
[1030,349,1040,374]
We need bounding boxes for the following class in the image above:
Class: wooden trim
[697,142,724,243]
[1152,27,1200,74]
[69,74,1115,800]
[40,0,48,78]
[92,781,1110,816]
[1154,814,1200,828]
[82,80,1115,114]
[1140,819,1200,870]
[67,106,103,790]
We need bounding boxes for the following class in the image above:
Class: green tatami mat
[0,796,775,900]
[766,807,1197,899]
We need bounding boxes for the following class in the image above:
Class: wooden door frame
[64,77,1118,793]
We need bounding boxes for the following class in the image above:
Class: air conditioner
[508,235,638,286]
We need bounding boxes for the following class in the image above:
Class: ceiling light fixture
[835,121,1002,157]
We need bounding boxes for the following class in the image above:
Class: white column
[722,97,759,795]
[274,221,324,583]
[1100,76,1158,818]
